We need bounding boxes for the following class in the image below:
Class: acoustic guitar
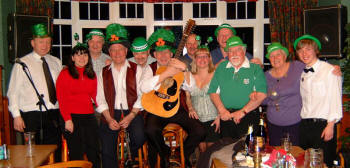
[141,19,195,118]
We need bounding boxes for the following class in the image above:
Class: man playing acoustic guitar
[141,28,206,168]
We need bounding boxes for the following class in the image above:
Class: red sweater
[56,67,97,121]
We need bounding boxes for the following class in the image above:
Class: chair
[117,129,148,168]
[38,160,92,168]
[157,123,186,168]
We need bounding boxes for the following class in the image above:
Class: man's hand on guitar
[169,58,187,72]
[107,118,120,130]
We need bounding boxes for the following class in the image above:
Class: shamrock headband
[73,33,88,49]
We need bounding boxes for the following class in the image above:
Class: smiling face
[31,37,51,56]
[109,43,128,65]
[72,51,89,68]
[154,49,173,66]
[195,52,210,69]
[217,28,234,49]
[269,49,288,69]
[133,50,149,66]
[88,35,104,55]
[185,34,198,58]
[227,45,246,67]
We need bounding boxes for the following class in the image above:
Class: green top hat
[105,23,129,47]
[265,42,289,59]
[32,23,50,38]
[214,23,236,37]
[148,28,175,53]
[293,34,322,50]
[224,36,246,52]
[130,37,150,53]
[85,29,105,42]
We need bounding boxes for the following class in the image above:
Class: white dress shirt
[300,59,343,122]
[7,52,62,118]
[96,60,152,113]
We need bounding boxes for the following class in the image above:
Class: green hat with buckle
[224,36,246,52]
[293,34,322,50]
[32,23,50,38]
[85,29,105,42]
[105,23,129,48]
[265,42,289,59]
[130,37,150,53]
[148,28,175,53]
[214,23,236,37]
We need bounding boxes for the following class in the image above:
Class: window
[52,24,72,65]
[193,1,217,18]
[227,0,256,19]
[79,1,109,20]
[119,3,144,18]
[264,0,269,18]
[54,0,71,19]
[154,3,182,21]
[263,24,272,70]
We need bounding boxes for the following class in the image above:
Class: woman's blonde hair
[296,39,320,57]
[191,48,215,74]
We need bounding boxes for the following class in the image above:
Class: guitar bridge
[154,91,170,99]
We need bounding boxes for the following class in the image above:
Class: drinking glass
[24,132,35,157]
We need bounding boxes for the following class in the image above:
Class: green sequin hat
[293,34,322,50]
[32,23,50,38]
[214,23,237,37]
[224,36,247,52]
[130,37,150,52]
[148,28,176,53]
[85,29,105,42]
[265,42,289,59]
[105,23,129,48]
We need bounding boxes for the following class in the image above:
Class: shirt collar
[306,59,320,72]
[225,57,250,71]
[33,51,46,60]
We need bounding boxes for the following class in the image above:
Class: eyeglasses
[196,55,209,59]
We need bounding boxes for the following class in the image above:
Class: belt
[303,118,327,123]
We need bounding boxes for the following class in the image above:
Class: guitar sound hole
[163,99,178,111]
[167,80,177,96]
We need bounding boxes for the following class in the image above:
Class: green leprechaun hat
[85,29,105,42]
[224,36,247,52]
[148,28,176,53]
[265,42,289,59]
[105,23,129,48]
[32,23,50,38]
[130,37,150,53]
[214,23,236,37]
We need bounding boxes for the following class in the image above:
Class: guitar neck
[174,34,188,59]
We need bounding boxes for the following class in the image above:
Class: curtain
[268,0,318,59]
[16,0,54,18]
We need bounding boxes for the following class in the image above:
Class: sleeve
[134,66,153,109]
[96,71,109,113]
[56,71,72,121]
[182,73,193,91]
[140,75,161,93]
[253,65,267,94]
[7,64,24,118]
[91,74,98,107]
[208,66,220,94]
[327,68,343,122]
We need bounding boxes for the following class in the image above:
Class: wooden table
[211,146,305,168]
[0,145,57,168]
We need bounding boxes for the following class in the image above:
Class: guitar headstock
[184,19,196,37]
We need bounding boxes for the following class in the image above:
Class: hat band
[133,44,148,51]
[90,31,104,36]
[228,41,240,46]
[268,46,280,52]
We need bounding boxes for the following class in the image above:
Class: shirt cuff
[11,109,21,118]
[96,104,108,113]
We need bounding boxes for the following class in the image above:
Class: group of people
[7,22,342,168]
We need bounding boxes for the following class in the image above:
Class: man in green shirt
[208,36,267,139]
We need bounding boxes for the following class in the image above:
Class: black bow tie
[304,67,314,73]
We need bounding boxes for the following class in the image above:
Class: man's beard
[230,56,242,66]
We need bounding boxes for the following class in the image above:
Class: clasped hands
[219,108,245,124]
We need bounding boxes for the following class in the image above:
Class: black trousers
[21,109,62,161]
[145,108,206,168]
[63,114,100,168]
[299,119,337,167]
[220,110,259,139]
[99,109,146,168]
